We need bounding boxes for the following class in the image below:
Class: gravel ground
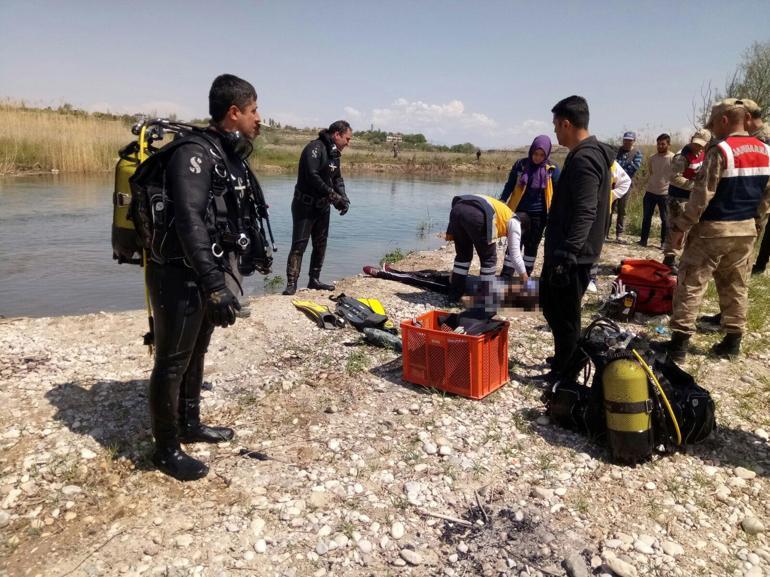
[1,236,770,577]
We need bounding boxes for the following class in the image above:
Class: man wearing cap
[662,99,770,361]
[743,99,770,274]
[610,132,643,241]
[663,128,711,273]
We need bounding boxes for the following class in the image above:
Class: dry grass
[0,103,132,173]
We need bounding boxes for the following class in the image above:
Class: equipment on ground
[363,327,402,352]
[356,298,397,333]
[292,300,345,329]
[542,317,715,464]
[603,279,638,321]
[363,265,451,294]
[330,293,389,332]
[614,259,675,315]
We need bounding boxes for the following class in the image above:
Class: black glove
[338,200,350,216]
[329,192,349,215]
[205,287,241,328]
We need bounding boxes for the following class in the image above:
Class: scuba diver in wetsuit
[146,74,264,481]
[283,120,352,295]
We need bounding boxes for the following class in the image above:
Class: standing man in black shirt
[283,121,352,295]
[538,96,614,382]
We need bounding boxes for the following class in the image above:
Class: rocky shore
[2,239,770,577]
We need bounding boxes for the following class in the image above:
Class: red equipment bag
[615,259,676,315]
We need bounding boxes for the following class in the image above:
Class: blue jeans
[640,192,668,246]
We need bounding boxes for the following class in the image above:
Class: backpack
[615,259,676,315]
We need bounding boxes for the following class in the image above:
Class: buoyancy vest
[447,194,513,244]
[668,145,705,200]
[505,163,556,213]
[701,136,770,222]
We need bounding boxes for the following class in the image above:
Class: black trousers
[539,261,592,375]
[521,212,547,275]
[640,192,668,245]
[756,223,770,270]
[447,201,497,298]
[147,262,215,446]
[286,198,331,283]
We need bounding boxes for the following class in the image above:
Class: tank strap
[605,399,654,414]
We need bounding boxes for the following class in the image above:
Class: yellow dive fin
[292,300,345,330]
[356,298,397,334]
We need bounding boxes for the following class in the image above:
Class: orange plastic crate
[401,310,509,399]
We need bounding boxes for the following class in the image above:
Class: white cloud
[343,106,362,119]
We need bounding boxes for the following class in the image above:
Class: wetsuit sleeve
[675,148,722,234]
[504,218,526,274]
[669,153,694,191]
[165,144,225,294]
[302,141,336,198]
[500,160,521,201]
[333,170,349,203]
[556,157,600,261]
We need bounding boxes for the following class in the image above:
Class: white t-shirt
[503,216,526,274]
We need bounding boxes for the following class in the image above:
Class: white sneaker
[586,280,598,293]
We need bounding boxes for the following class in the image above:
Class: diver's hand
[205,287,241,327]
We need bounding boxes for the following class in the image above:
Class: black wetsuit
[286,130,349,285]
[148,129,253,450]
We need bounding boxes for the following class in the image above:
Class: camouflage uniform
[670,131,770,336]
[664,153,694,260]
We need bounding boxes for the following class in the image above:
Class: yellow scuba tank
[602,356,654,464]
[111,140,143,264]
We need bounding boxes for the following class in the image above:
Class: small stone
[439,445,453,456]
[250,517,265,536]
[357,539,373,554]
[755,429,769,441]
[662,541,684,557]
[457,541,469,554]
[254,539,267,554]
[327,439,341,453]
[644,482,656,491]
[80,448,97,460]
[400,548,422,565]
[605,556,638,577]
[333,533,349,547]
[316,542,329,556]
[64,511,77,521]
[244,550,255,561]
[633,540,654,555]
[175,534,193,548]
[744,567,763,577]
[0,511,10,528]
[735,467,757,480]
[742,517,765,535]
[536,416,550,426]
[555,488,567,497]
[532,487,554,500]
[390,521,405,540]
[562,552,590,577]
[62,485,82,496]
[422,442,438,455]
[143,543,160,556]
[604,539,622,549]
[716,485,731,502]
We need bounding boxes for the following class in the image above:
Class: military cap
[706,98,747,128]
[691,128,712,147]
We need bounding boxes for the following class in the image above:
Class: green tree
[726,41,770,119]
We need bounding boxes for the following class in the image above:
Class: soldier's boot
[660,330,690,364]
[662,255,675,267]
[178,398,234,444]
[283,253,302,295]
[711,333,742,358]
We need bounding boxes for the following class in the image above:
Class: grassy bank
[0,104,133,174]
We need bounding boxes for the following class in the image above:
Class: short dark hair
[209,74,257,123]
[551,95,589,129]
[657,133,671,143]
[328,120,352,135]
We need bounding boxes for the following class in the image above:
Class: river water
[0,173,501,317]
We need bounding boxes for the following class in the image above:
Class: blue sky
[1,0,768,147]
